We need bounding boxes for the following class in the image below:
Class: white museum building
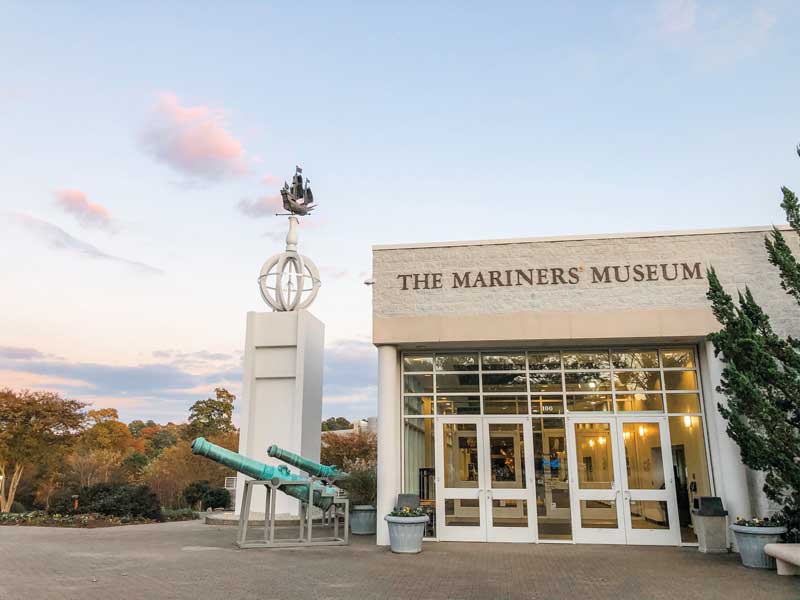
[372,226,797,547]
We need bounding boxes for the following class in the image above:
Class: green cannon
[267,444,343,479]
[191,437,338,510]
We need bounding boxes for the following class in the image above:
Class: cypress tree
[706,146,800,541]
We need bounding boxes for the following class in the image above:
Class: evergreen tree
[706,146,800,541]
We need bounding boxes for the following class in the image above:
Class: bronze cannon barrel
[191,438,336,510]
[267,444,343,479]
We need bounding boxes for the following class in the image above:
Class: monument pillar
[235,310,324,517]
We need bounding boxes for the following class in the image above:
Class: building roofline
[372,224,790,251]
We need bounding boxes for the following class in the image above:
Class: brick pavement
[1,520,798,600]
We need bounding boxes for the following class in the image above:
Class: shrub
[10,501,27,513]
[48,483,162,520]
[203,487,230,510]
[338,458,377,506]
[182,480,211,509]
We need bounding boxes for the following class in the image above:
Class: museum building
[372,226,798,547]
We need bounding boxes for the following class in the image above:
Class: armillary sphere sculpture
[258,166,321,311]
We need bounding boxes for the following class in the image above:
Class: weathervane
[258,166,321,311]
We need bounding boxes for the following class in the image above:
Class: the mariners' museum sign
[396,261,704,290]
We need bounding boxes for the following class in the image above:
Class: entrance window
[401,345,711,545]
[442,423,479,488]
[533,418,572,540]
[574,423,615,489]
[487,423,525,487]
[622,422,665,490]
[668,416,711,543]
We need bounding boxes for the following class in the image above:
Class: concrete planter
[730,524,787,568]
[350,505,377,535]
[384,515,428,554]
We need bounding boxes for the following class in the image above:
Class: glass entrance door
[617,417,681,545]
[435,417,486,541]
[567,416,682,545]
[567,418,626,544]
[483,418,534,542]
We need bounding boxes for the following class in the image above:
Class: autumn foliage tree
[0,389,86,512]
[320,430,377,470]
[185,388,235,440]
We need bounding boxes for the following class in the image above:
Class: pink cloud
[238,194,282,218]
[54,189,112,230]
[142,92,248,180]
[263,174,282,186]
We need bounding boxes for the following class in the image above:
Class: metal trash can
[692,497,729,554]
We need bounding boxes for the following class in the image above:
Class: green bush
[10,501,27,513]
[182,480,211,509]
[203,487,230,509]
[181,481,229,510]
[48,483,162,520]
[338,459,377,506]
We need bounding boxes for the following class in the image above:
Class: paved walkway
[1,520,798,600]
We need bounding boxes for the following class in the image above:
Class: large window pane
[661,348,695,368]
[667,393,702,413]
[484,395,528,415]
[482,372,528,392]
[435,353,479,371]
[664,371,698,391]
[482,352,526,371]
[436,373,479,393]
[403,355,433,372]
[443,423,479,487]
[528,351,561,370]
[437,396,481,415]
[612,350,659,369]
[533,418,572,540]
[403,418,436,500]
[404,396,433,416]
[574,423,615,489]
[622,422,665,490]
[614,370,662,392]
[531,394,564,415]
[616,393,664,412]
[563,351,610,370]
[404,374,433,393]
[669,416,712,543]
[564,371,611,392]
[566,394,612,412]
[530,372,563,393]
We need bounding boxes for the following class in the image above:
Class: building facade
[372,226,797,547]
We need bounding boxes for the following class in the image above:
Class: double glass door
[567,416,680,545]
[435,417,534,542]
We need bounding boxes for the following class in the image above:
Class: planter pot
[350,505,377,535]
[730,524,787,568]
[384,514,428,554]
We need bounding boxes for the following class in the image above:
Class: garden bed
[0,509,198,528]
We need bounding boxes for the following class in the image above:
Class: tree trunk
[0,464,24,512]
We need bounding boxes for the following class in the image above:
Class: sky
[1,1,799,424]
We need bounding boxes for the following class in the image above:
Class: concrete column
[235,310,324,518]
[376,344,400,546]
[700,340,751,545]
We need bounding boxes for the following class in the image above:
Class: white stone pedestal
[235,310,324,518]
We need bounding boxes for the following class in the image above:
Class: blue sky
[1,1,799,423]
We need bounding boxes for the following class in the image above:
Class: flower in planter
[389,506,427,518]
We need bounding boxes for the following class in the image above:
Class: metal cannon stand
[236,477,349,549]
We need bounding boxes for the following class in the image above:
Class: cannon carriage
[192,438,349,548]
